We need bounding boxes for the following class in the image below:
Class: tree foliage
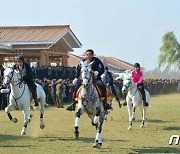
[159,31,180,71]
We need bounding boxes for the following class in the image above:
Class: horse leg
[132,107,136,121]
[93,114,104,148]
[5,105,18,123]
[74,108,82,139]
[21,108,30,135]
[92,107,100,125]
[127,103,133,130]
[140,107,147,128]
[39,98,45,129]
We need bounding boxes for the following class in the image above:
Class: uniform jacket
[75,57,105,80]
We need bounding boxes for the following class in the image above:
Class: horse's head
[80,60,94,87]
[3,64,21,86]
[121,73,135,94]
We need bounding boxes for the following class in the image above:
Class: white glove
[94,71,99,78]
[72,78,78,85]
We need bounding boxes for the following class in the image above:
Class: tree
[158,31,180,71]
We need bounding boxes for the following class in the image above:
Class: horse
[121,72,150,130]
[74,60,105,148]
[3,65,46,135]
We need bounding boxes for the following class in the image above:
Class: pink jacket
[131,70,143,85]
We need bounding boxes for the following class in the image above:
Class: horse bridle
[4,67,23,87]
[123,78,136,92]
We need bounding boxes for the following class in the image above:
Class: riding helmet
[16,55,24,61]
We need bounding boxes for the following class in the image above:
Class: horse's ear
[2,64,6,69]
[80,60,84,66]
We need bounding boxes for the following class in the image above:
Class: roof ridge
[0,25,70,29]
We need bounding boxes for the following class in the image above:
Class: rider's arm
[97,60,105,76]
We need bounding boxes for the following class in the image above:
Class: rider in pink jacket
[132,63,148,106]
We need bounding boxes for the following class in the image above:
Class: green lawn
[0,93,180,153]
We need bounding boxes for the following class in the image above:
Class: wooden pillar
[62,55,68,66]
[39,50,50,66]
[0,56,4,64]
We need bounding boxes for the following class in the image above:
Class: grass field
[0,93,180,153]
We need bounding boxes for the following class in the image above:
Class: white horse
[74,60,105,148]
[3,65,46,135]
[121,73,150,130]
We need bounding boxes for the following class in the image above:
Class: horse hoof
[29,114,33,118]
[128,127,132,131]
[12,118,18,123]
[140,125,144,128]
[74,132,79,139]
[21,131,26,135]
[93,142,102,148]
[40,124,45,129]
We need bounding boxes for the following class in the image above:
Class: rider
[103,66,120,102]
[13,55,39,106]
[131,63,148,106]
[66,49,112,111]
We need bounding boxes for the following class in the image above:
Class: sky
[1,0,180,70]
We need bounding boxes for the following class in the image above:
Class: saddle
[75,84,112,102]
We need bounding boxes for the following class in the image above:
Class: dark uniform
[14,55,39,106]
[103,66,120,101]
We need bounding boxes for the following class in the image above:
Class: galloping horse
[121,72,150,130]
[3,65,46,135]
[74,60,105,148]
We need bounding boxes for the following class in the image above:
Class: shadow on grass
[42,136,128,144]
[163,126,180,131]
[0,134,29,142]
[134,119,167,123]
[42,136,95,143]
[0,145,32,148]
[133,147,180,153]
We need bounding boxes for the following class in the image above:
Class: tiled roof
[0,25,69,43]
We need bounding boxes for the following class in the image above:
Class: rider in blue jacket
[66,49,112,111]
[13,55,39,106]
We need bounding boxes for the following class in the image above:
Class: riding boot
[122,93,127,106]
[66,92,77,111]
[103,89,112,110]
[32,89,39,106]
[141,90,148,107]
[66,101,76,111]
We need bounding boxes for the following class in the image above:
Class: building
[0,25,81,66]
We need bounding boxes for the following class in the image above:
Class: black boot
[66,101,76,111]
[32,89,39,106]
[143,100,149,107]
[103,102,112,110]
[123,101,127,106]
